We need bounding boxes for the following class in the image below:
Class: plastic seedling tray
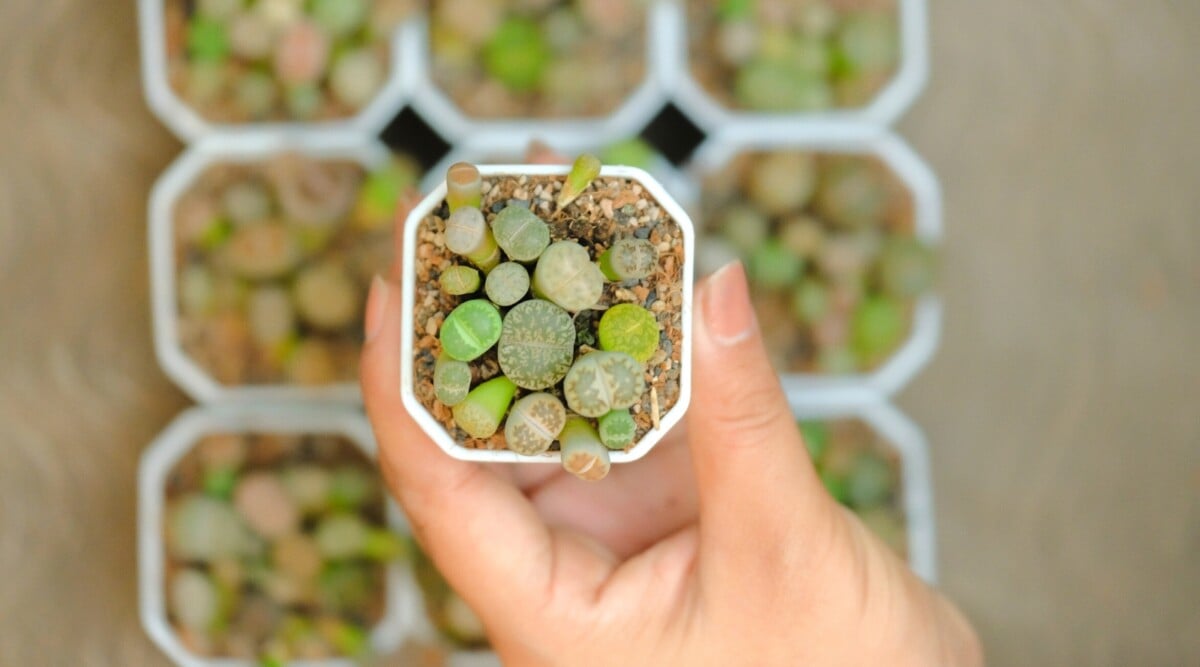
[138,404,422,666]
[689,125,942,398]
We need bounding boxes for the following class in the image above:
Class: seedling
[597,303,659,363]
[505,393,567,456]
[452,376,518,438]
[497,300,575,390]
[597,409,637,450]
[439,265,481,296]
[598,238,658,282]
[558,417,611,481]
[434,354,472,406]
[558,153,602,209]
[532,240,604,312]
[439,300,502,362]
[484,261,530,306]
[492,205,551,261]
[563,351,645,418]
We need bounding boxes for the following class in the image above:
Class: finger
[529,425,698,559]
[686,262,838,570]
[524,140,568,165]
[360,274,556,614]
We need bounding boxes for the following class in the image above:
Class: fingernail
[365,275,389,343]
[703,261,757,347]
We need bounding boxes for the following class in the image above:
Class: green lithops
[532,241,604,312]
[452,376,517,439]
[504,393,567,456]
[836,12,899,75]
[747,151,818,216]
[598,303,659,363]
[440,265,481,296]
[598,238,658,282]
[484,261,530,306]
[434,354,472,407]
[557,153,602,209]
[497,299,575,390]
[491,205,550,262]
[444,206,501,272]
[439,299,502,362]
[719,203,771,254]
[851,296,905,363]
[484,16,550,92]
[877,237,935,299]
[563,351,645,418]
[559,417,611,481]
[597,409,636,450]
[749,239,804,289]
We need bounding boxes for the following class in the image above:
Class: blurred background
[1,0,1198,665]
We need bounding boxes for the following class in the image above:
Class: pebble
[634,226,651,239]
[600,199,615,219]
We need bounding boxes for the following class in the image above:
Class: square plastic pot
[138,404,423,666]
[787,391,937,582]
[137,0,415,142]
[149,132,392,404]
[689,125,942,397]
[418,133,698,218]
[661,0,929,132]
[407,2,672,145]
[400,164,695,465]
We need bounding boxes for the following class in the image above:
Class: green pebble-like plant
[563,351,645,418]
[558,153,602,209]
[877,237,935,299]
[814,160,887,228]
[598,303,659,363]
[749,239,804,289]
[851,296,905,364]
[491,205,550,262]
[452,376,517,439]
[484,261,530,307]
[532,241,605,312]
[484,17,550,92]
[558,417,611,481]
[597,409,637,450]
[497,299,576,389]
[504,393,567,456]
[440,265,481,296]
[434,354,472,406]
[598,238,658,282]
[439,299,502,362]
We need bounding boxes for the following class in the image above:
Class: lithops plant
[700,150,934,374]
[163,0,411,123]
[409,155,691,480]
[439,265,481,296]
[172,152,420,389]
[688,0,902,112]
[160,431,405,660]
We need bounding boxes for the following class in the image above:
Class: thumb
[686,262,836,569]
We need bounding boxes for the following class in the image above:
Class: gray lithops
[497,299,576,390]
[562,351,645,418]
[293,263,359,330]
[532,240,604,312]
[170,569,221,630]
[504,393,567,455]
[598,238,658,281]
[484,261,530,306]
[559,417,611,481]
[246,286,296,346]
[444,206,501,272]
[168,495,254,561]
[491,205,551,262]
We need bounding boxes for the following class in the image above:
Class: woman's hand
[360,159,981,667]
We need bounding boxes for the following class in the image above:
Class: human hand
[360,157,981,667]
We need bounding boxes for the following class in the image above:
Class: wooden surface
[1,1,1197,664]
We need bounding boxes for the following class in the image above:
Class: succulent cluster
[175,153,419,386]
[800,419,907,556]
[700,151,934,374]
[431,157,663,481]
[166,0,414,122]
[163,432,404,661]
[431,0,646,118]
[691,0,900,111]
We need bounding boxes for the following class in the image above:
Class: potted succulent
[400,156,694,481]
[665,0,929,129]
[139,0,416,140]
[150,133,421,403]
[138,405,422,666]
[691,128,942,396]
[789,393,937,582]
[411,0,668,143]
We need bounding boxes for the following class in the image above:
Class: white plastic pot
[788,391,937,582]
[137,0,415,142]
[661,0,929,131]
[418,133,699,217]
[149,132,392,404]
[689,125,942,397]
[400,164,695,465]
[138,404,423,666]
[408,2,672,145]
